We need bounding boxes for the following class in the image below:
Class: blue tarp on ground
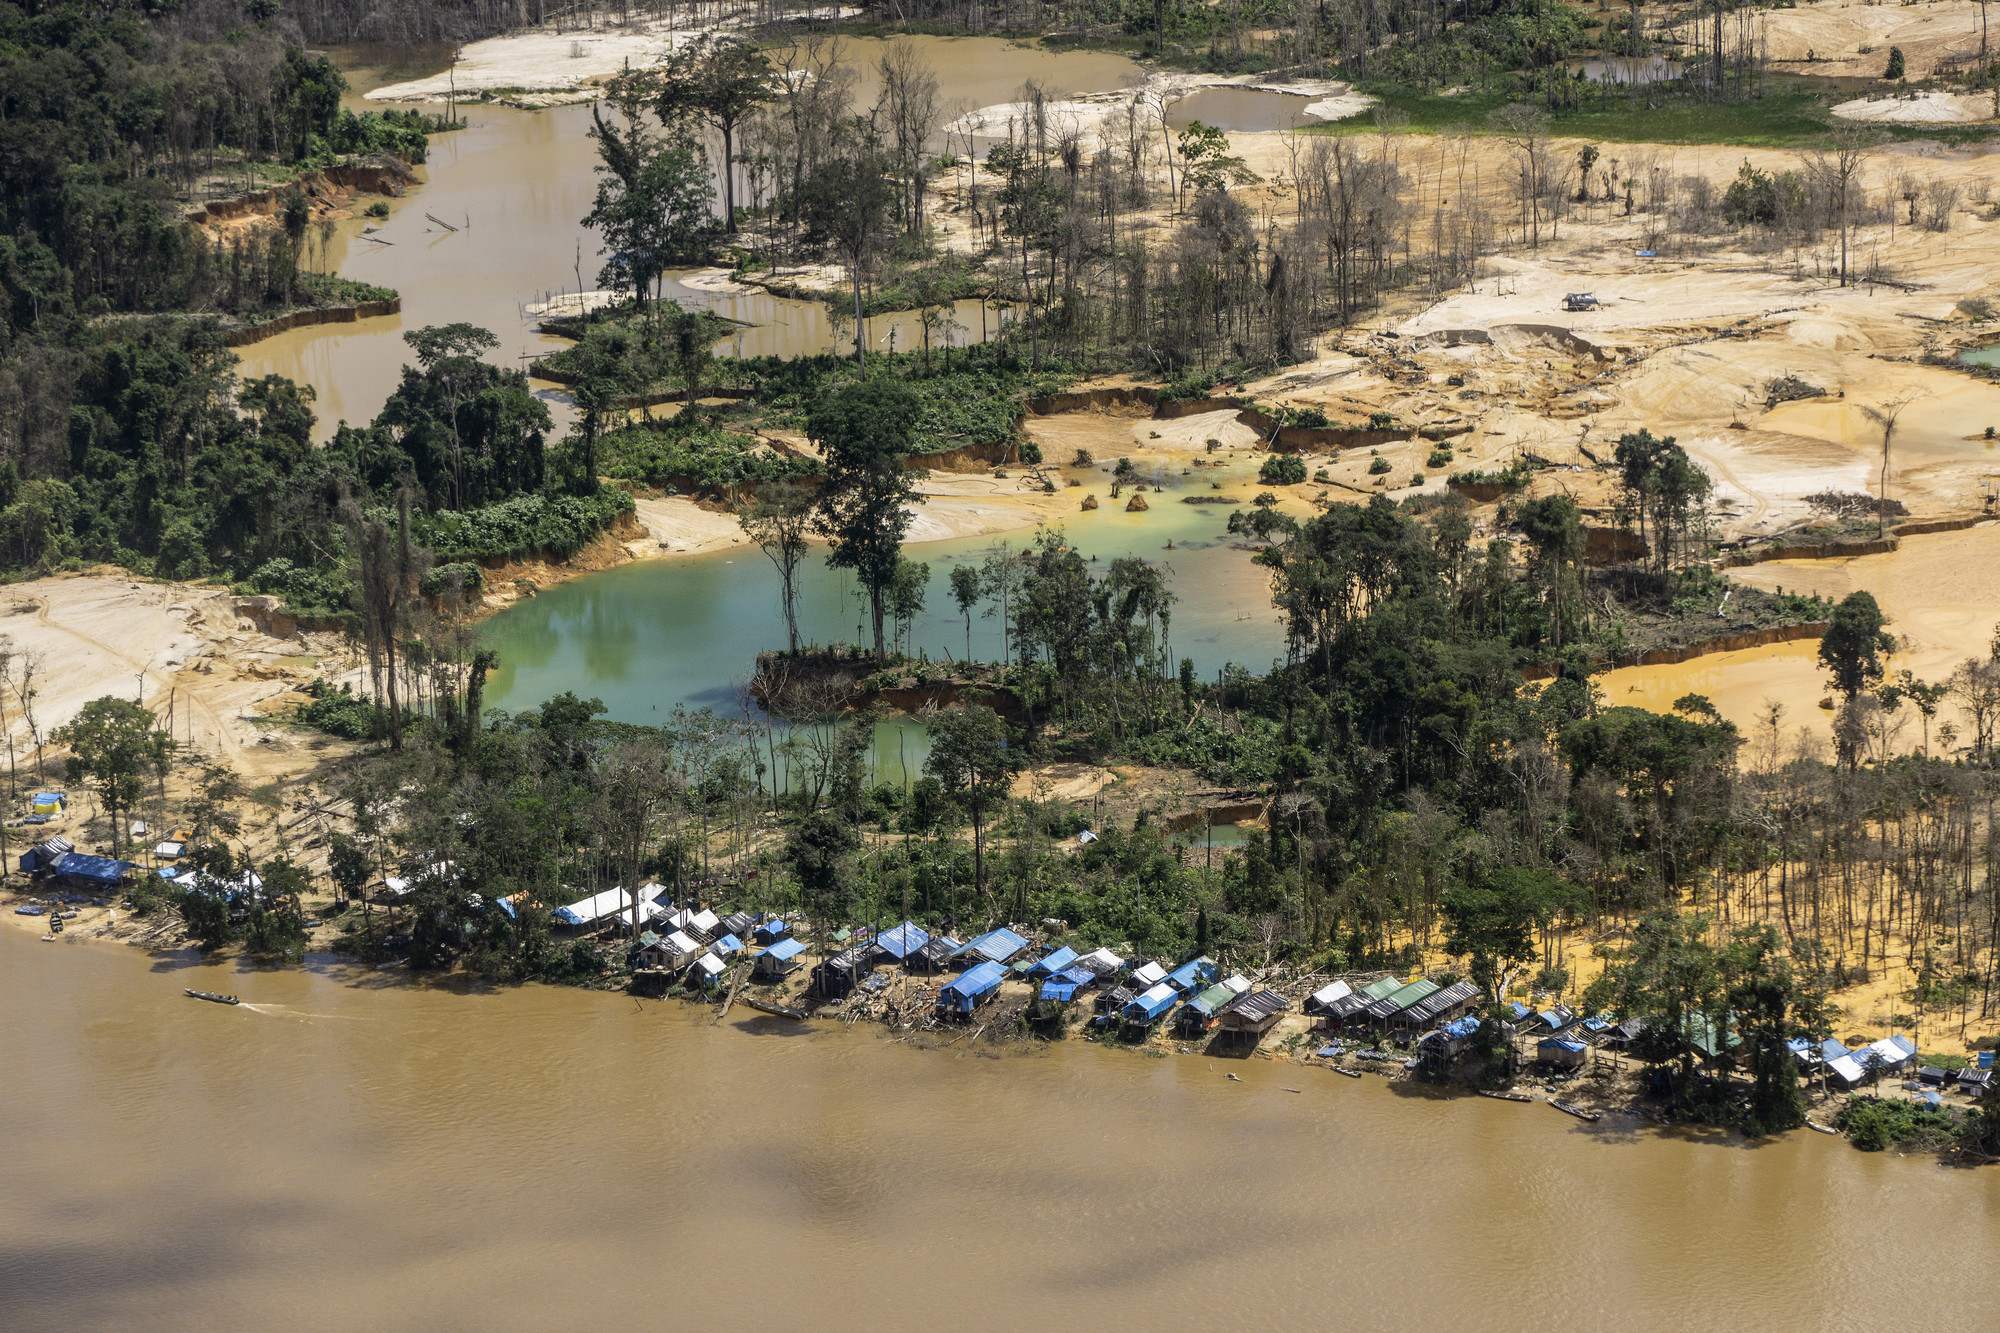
[939,960,1007,1013]
[1038,978,1081,1003]
[1031,945,1079,976]
[875,920,931,961]
[1166,956,1218,991]
[51,852,132,885]
[753,919,791,944]
[958,927,1029,965]
[762,937,806,963]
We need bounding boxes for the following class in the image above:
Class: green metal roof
[1359,975,1405,1001]
[1382,978,1440,1010]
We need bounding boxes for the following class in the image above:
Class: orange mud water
[2,928,1995,1329]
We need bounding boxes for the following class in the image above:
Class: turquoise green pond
[1960,345,2000,369]
[481,464,1291,784]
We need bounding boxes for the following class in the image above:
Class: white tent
[555,886,634,927]
[1223,973,1253,996]
[1130,961,1168,988]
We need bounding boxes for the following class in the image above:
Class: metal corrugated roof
[1224,989,1289,1020]
[1364,977,1439,1020]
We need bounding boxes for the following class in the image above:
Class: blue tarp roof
[1055,965,1095,987]
[1982,1051,1995,1069]
[959,927,1028,964]
[1122,983,1179,1023]
[762,936,806,962]
[876,920,931,960]
[495,895,518,920]
[1166,956,1218,990]
[1038,978,1081,1003]
[754,919,790,940]
[1922,1090,1943,1108]
[52,852,132,884]
[1503,1001,1531,1021]
[940,960,1007,1010]
[1539,1036,1587,1053]
[1032,945,1079,976]
[1821,1038,1852,1063]
[711,933,743,957]
[1440,1014,1481,1039]
[1786,1038,1817,1060]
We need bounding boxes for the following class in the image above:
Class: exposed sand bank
[1762,0,1994,81]
[1833,91,1994,124]
[365,7,860,104]
[0,575,362,787]
[951,72,1371,140]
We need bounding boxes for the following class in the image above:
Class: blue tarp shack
[1038,978,1082,1004]
[1980,1051,1995,1069]
[1422,1013,1483,1059]
[958,927,1029,966]
[1787,1038,1820,1068]
[1166,956,1218,992]
[19,835,72,874]
[875,920,931,963]
[1121,982,1179,1027]
[52,852,134,887]
[753,919,791,945]
[939,961,1007,1016]
[1922,1090,1943,1109]
[1055,965,1095,989]
[691,952,727,988]
[1032,945,1080,977]
[710,933,744,958]
[1503,1000,1532,1023]
[754,936,805,979]
[1538,1036,1588,1070]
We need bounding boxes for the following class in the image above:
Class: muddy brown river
[2,927,1992,1328]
